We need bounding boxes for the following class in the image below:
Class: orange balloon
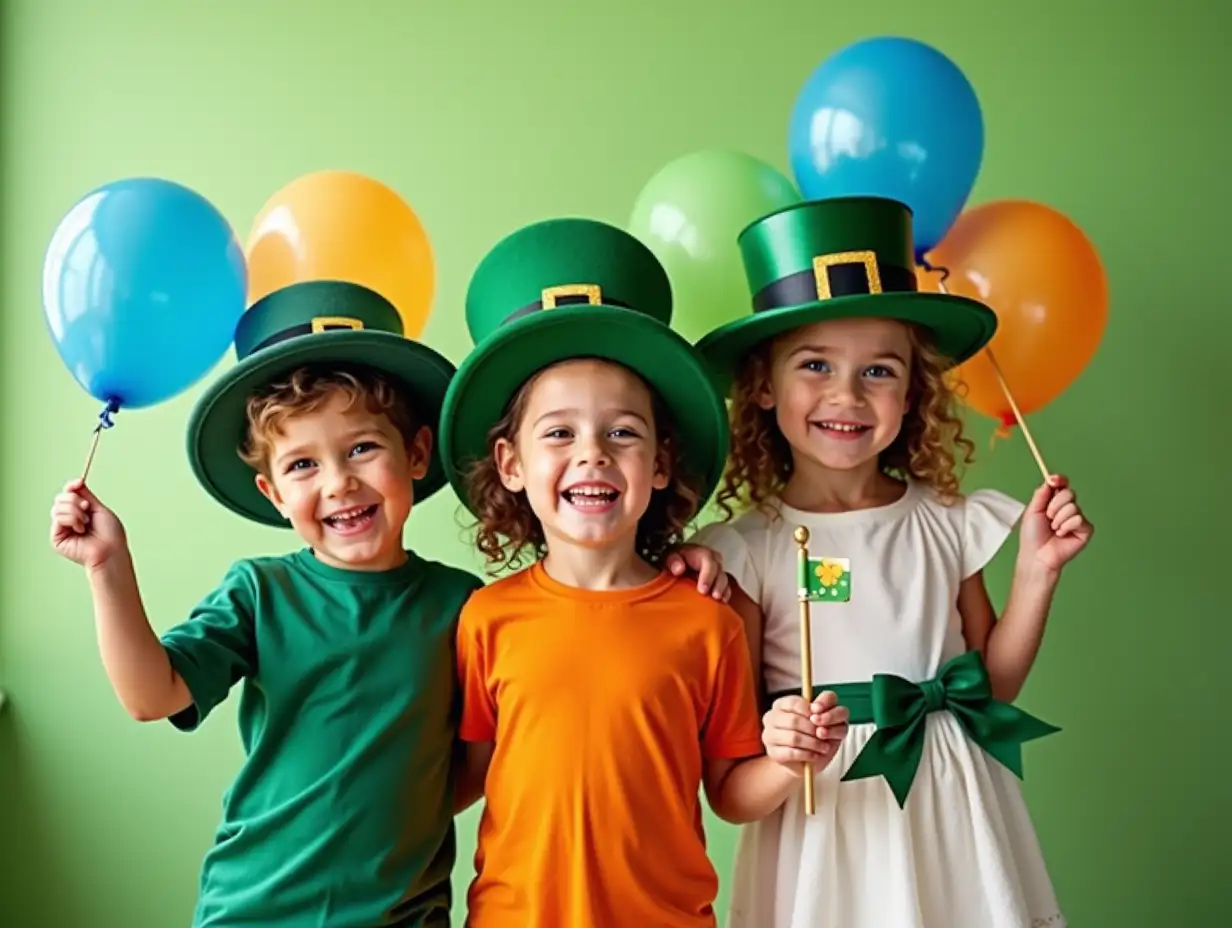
[245,171,434,337]
[918,200,1108,426]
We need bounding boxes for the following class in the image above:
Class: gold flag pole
[794,525,816,816]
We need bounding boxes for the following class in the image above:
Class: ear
[754,369,776,411]
[254,473,290,519]
[494,437,525,492]
[651,441,673,491]
[406,426,432,481]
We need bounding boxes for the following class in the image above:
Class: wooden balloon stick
[936,276,1051,482]
[794,525,816,816]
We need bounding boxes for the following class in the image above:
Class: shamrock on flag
[804,557,851,602]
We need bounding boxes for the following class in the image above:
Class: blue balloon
[42,178,247,410]
[788,36,984,259]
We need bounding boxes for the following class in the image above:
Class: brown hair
[716,325,975,519]
[237,363,420,475]
[463,361,702,574]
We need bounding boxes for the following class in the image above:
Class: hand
[665,543,730,601]
[50,479,128,572]
[761,691,849,775]
[1018,475,1093,577]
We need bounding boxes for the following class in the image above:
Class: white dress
[693,480,1066,928]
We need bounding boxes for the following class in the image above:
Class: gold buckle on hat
[311,316,365,333]
[541,284,602,309]
[813,251,882,300]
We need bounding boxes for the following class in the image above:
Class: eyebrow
[531,408,652,429]
[788,344,909,366]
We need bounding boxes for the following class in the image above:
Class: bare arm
[703,755,804,823]
[703,691,850,823]
[88,556,193,721]
[453,740,494,814]
[51,481,192,722]
[959,568,1058,703]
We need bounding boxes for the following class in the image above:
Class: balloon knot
[988,413,1014,450]
[96,398,120,432]
[919,256,951,286]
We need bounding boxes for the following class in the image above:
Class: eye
[863,364,898,379]
[541,427,572,441]
[350,441,381,457]
[609,426,642,439]
[800,358,831,374]
[285,458,315,474]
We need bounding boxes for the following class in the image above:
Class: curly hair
[463,362,703,575]
[715,324,975,519]
[238,363,420,475]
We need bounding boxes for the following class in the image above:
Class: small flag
[800,557,851,602]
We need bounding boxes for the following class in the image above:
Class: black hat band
[247,316,367,356]
[504,283,632,324]
[752,250,917,313]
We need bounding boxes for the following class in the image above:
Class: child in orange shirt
[438,218,851,928]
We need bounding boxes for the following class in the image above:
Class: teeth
[563,486,618,505]
[821,422,865,432]
[325,505,375,523]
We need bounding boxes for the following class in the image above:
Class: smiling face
[760,317,915,474]
[250,382,430,572]
[494,358,671,557]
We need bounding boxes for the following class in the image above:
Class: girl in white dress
[691,197,1094,928]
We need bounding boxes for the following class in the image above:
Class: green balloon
[628,150,801,344]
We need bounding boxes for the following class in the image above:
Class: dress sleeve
[700,620,765,760]
[160,561,258,732]
[690,521,762,603]
[456,598,497,743]
[961,489,1027,579]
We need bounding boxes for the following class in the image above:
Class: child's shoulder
[692,504,780,548]
[407,553,486,595]
[658,574,747,636]
[914,482,1026,531]
[456,568,535,621]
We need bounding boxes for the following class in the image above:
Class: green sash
[771,650,1060,808]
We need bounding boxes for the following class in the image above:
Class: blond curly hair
[238,363,420,475]
[715,324,975,519]
[463,365,702,574]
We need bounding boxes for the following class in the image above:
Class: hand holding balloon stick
[42,177,247,485]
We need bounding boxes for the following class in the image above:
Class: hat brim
[440,306,729,515]
[696,292,998,391]
[187,330,456,528]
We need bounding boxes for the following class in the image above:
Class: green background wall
[2,1,1226,924]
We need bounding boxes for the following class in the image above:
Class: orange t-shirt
[457,563,764,928]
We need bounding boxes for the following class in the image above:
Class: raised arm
[51,480,191,721]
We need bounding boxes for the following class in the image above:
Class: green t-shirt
[161,548,482,928]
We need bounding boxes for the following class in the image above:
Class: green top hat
[696,196,998,388]
[187,280,457,527]
[439,217,730,513]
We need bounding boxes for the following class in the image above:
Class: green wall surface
[2,1,1227,925]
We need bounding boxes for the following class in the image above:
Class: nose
[824,371,866,407]
[322,463,359,498]
[574,433,611,468]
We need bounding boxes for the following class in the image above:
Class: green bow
[840,650,1060,808]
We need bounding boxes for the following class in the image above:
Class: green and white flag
[799,557,851,602]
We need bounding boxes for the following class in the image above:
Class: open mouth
[813,420,871,437]
[561,483,621,510]
[322,504,378,535]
